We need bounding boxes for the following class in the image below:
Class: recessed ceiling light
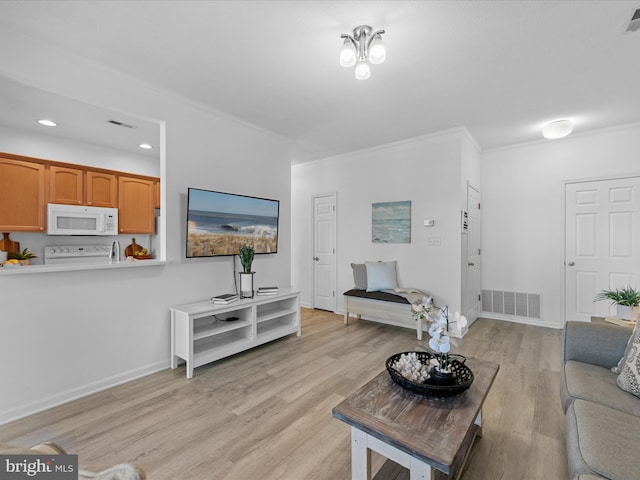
[37,119,57,127]
[138,143,153,150]
[542,119,574,139]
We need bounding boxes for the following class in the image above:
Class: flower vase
[239,272,255,299]
[429,368,456,386]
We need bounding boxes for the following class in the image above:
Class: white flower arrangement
[411,296,468,373]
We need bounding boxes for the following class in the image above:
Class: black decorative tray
[386,351,474,397]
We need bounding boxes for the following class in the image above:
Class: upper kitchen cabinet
[0,155,46,231]
[118,176,155,234]
[49,165,83,205]
[154,180,160,209]
[86,171,117,208]
[50,167,117,207]
[1,152,158,234]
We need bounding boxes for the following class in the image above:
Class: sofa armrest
[562,320,631,368]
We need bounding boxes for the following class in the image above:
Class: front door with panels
[565,177,640,322]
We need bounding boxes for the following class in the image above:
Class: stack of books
[257,286,279,296]
[211,293,239,305]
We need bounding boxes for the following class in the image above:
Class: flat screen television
[186,187,279,258]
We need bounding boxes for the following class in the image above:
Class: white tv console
[170,289,301,378]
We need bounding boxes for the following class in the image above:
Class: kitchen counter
[0,259,167,275]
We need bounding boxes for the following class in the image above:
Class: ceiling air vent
[625,7,640,32]
[107,119,136,129]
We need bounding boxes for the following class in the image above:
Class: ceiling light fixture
[138,143,153,150]
[37,119,57,127]
[340,25,385,80]
[542,119,574,139]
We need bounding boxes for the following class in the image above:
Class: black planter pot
[429,368,456,386]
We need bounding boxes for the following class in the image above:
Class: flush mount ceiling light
[340,25,386,80]
[37,119,57,127]
[138,143,153,150]
[542,119,574,139]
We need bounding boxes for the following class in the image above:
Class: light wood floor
[0,309,568,479]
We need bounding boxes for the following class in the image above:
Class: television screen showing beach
[187,188,279,257]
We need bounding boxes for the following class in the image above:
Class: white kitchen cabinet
[170,289,301,378]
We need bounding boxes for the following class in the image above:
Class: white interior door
[465,185,481,326]
[313,194,336,311]
[565,177,640,322]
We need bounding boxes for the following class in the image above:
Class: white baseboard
[0,360,169,426]
[480,312,562,329]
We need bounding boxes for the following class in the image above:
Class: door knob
[313,256,319,261]
[468,262,475,267]
[568,261,575,266]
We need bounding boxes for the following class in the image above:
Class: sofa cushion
[566,399,640,480]
[561,360,640,416]
[563,321,631,369]
[616,321,640,397]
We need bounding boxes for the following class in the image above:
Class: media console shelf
[170,289,301,378]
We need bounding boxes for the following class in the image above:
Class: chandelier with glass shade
[339,25,386,80]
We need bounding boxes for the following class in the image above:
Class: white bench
[343,289,425,340]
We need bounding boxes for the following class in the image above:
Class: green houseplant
[594,286,640,321]
[238,244,255,273]
[238,244,255,298]
[9,248,37,265]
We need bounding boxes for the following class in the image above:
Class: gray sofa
[560,320,640,480]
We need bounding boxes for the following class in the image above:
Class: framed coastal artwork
[372,200,411,244]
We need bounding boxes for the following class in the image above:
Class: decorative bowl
[386,351,474,397]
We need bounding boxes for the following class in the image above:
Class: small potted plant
[238,244,255,298]
[9,248,37,266]
[594,286,640,321]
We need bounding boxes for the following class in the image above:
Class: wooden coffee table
[332,357,499,480]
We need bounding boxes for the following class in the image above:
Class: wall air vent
[482,289,542,320]
[625,8,640,32]
[107,119,136,129]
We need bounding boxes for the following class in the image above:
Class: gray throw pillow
[616,322,640,398]
[350,263,367,290]
[365,260,398,292]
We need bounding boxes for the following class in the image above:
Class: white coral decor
[411,297,467,372]
[391,352,430,383]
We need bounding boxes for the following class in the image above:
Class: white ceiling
[1,0,639,163]
[0,75,160,160]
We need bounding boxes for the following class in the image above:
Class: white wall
[481,123,640,328]
[0,28,292,423]
[292,129,479,316]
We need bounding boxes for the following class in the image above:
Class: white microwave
[47,204,118,236]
